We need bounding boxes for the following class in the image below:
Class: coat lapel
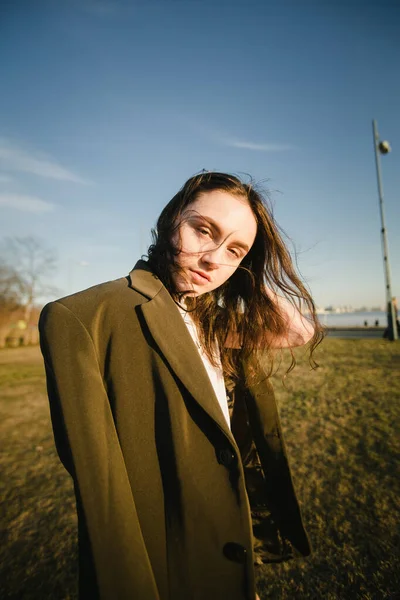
[129,261,235,442]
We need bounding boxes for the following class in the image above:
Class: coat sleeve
[239,354,312,558]
[39,301,160,600]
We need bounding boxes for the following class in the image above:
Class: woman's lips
[190,270,210,285]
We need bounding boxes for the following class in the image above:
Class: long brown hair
[147,171,324,383]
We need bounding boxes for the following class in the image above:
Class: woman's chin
[173,274,197,295]
[172,271,213,298]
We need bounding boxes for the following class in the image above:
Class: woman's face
[171,190,258,296]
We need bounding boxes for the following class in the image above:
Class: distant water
[317,311,387,327]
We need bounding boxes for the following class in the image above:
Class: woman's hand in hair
[224,290,315,350]
[265,289,315,348]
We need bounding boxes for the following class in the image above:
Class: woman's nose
[200,245,223,269]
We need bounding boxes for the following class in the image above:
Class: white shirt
[178,307,230,429]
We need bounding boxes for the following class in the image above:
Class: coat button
[223,542,247,564]
[218,448,235,467]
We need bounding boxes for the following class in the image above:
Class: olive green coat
[39,261,310,600]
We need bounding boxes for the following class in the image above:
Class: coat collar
[128,261,235,443]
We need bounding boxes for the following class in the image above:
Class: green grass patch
[1,341,399,599]
[256,338,400,599]
[0,364,46,387]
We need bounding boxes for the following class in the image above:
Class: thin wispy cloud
[0,139,91,184]
[182,118,294,152]
[0,193,55,213]
[226,139,294,151]
[214,131,294,152]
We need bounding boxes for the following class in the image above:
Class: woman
[39,172,323,600]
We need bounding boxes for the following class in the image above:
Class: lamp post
[372,119,398,341]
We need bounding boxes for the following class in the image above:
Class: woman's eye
[228,248,239,258]
[197,228,210,236]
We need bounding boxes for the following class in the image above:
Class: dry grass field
[1,339,399,600]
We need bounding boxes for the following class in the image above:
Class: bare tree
[0,262,23,312]
[0,236,58,323]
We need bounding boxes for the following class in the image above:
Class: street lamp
[372,119,398,341]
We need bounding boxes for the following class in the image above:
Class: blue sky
[1,0,399,309]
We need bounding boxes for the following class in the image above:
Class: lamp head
[379,140,391,154]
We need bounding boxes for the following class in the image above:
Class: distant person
[364,320,368,327]
[375,319,379,327]
[39,172,323,600]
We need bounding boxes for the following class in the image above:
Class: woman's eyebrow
[194,214,250,253]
